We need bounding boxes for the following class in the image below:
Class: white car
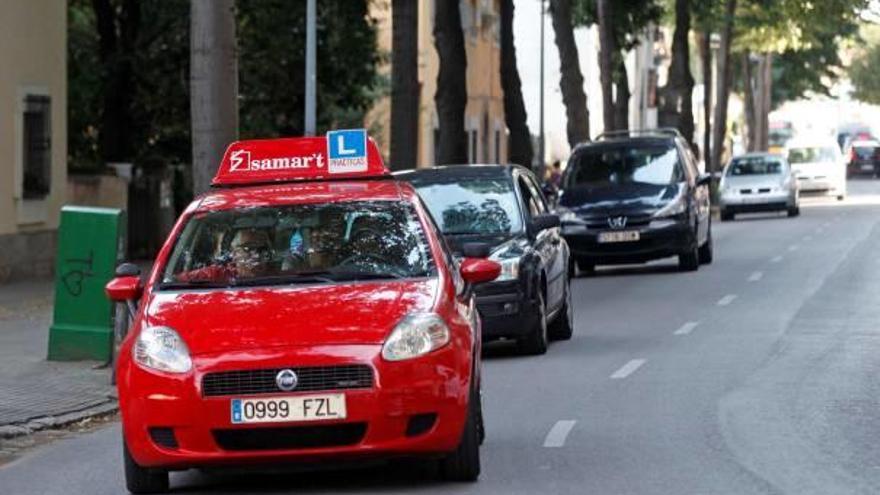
[785,138,846,200]
[719,153,799,221]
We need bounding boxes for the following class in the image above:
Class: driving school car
[105,130,500,494]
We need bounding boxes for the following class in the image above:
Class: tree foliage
[572,0,664,51]
[849,27,880,105]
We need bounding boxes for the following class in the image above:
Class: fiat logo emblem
[607,216,628,229]
[275,369,298,391]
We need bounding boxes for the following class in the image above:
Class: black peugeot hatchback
[397,165,573,355]
[557,129,713,274]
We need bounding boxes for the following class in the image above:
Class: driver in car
[177,229,273,282]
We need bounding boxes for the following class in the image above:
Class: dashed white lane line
[610,359,646,379]
[748,271,764,282]
[674,321,700,336]
[788,244,799,252]
[717,294,737,306]
[543,420,577,448]
[771,255,784,263]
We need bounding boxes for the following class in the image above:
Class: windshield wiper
[230,273,336,287]
[158,280,231,290]
[328,268,404,281]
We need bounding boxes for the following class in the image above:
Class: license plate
[598,231,640,243]
[861,164,873,171]
[231,393,346,424]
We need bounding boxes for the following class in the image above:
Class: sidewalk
[0,279,116,438]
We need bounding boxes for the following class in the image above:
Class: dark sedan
[397,165,573,355]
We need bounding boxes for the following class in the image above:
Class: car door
[680,141,710,243]
[526,173,567,312]
[515,171,562,312]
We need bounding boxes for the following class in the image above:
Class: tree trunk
[190,0,239,194]
[614,57,630,131]
[658,0,695,145]
[741,52,756,152]
[699,31,711,163]
[756,52,772,151]
[434,0,469,165]
[93,0,140,163]
[390,0,419,170]
[710,0,737,175]
[500,0,533,168]
[597,0,616,132]
[549,0,590,147]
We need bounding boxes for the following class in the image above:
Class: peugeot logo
[607,216,628,229]
[275,369,298,392]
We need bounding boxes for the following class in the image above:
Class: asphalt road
[5,180,880,495]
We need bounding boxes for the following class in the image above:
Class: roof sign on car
[211,129,388,186]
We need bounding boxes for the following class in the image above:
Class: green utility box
[48,206,126,361]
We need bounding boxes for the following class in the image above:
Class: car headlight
[133,326,192,373]
[382,313,450,362]
[493,258,520,281]
[652,194,687,218]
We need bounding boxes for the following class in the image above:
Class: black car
[397,165,573,355]
[846,139,880,178]
[557,129,713,273]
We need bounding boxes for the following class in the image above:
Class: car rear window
[787,147,838,164]
[727,157,783,176]
[854,146,879,159]
[565,144,684,187]
[411,178,523,235]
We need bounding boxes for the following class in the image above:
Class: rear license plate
[861,164,873,171]
[231,394,346,424]
[598,231,640,243]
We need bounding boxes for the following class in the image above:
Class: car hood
[559,183,681,216]
[723,175,783,189]
[141,279,439,354]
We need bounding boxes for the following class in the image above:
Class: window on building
[22,95,51,199]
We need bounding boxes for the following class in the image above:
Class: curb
[0,400,118,440]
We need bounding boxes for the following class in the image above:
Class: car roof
[572,136,677,154]
[850,139,880,147]
[394,164,528,183]
[730,152,786,160]
[190,179,414,213]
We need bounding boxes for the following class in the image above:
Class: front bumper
[474,280,539,340]
[797,176,844,194]
[720,190,794,213]
[561,218,694,265]
[118,344,470,469]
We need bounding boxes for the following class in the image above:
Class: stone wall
[0,229,56,282]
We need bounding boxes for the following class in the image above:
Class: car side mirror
[528,214,561,237]
[459,258,501,285]
[105,263,143,320]
[697,173,712,186]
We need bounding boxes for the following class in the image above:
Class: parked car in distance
[844,139,880,178]
[786,138,846,200]
[719,153,799,221]
[556,129,713,274]
[397,165,573,355]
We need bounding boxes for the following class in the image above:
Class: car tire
[124,441,169,494]
[549,276,574,341]
[720,210,734,222]
[517,291,548,355]
[837,195,846,201]
[575,258,595,276]
[440,390,481,482]
[787,205,800,217]
[698,226,713,265]
[678,242,700,272]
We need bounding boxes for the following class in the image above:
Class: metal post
[538,0,545,173]
[305,0,317,136]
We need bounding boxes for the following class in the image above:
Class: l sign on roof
[327,129,368,174]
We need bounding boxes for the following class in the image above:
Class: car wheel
[549,276,574,341]
[124,441,169,494]
[698,226,713,265]
[787,205,800,217]
[575,258,595,276]
[440,390,481,482]
[517,291,548,355]
[720,210,734,221]
[678,242,700,272]
[837,195,846,201]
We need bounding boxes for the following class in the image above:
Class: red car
[105,131,500,493]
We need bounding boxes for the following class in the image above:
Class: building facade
[0,0,67,281]
[368,0,507,168]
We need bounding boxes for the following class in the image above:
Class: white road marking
[610,359,646,379]
[543,420,577,448]
[717,294,737,306]
[748,271,764,282]
[788,245,799,252]
[674,321,700,335]
[771,255,784,263]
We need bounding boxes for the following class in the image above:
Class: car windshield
[565,144,684,187]
[412,178,523,235]
[727,157,784,176]
[787,146,838,164]
[160,201,435,288]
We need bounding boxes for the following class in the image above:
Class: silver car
[719,153,799,221]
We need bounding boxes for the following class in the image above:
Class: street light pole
[538,0,545,174]
[305,0,317,136]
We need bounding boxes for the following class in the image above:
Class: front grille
[202,365,374,397]
[584,215,651,230]
[213,423,367,451]
[740,189,753,194]
[758,188,771,193]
